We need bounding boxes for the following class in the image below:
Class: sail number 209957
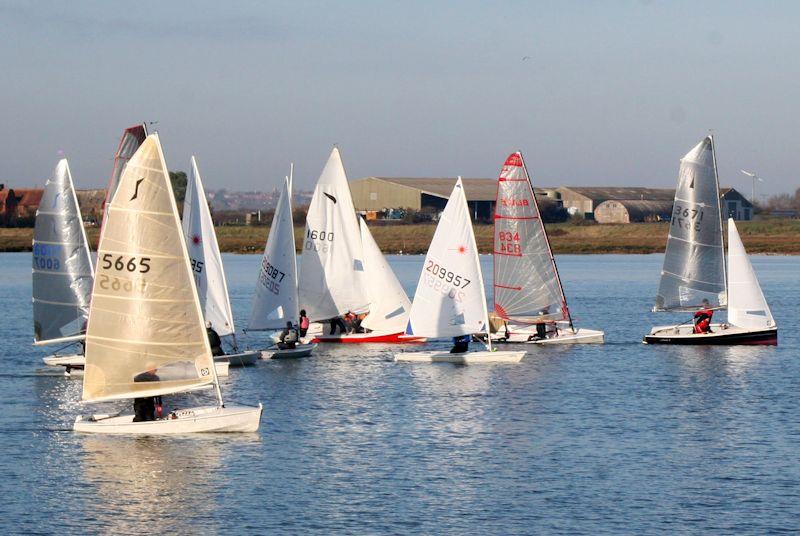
[425,261,470,288]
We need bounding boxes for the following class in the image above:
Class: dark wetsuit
[329,317,347,335]
[207,327,224,356]
[133,370,160,422]
[450,334,471,354]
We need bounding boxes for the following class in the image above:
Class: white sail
[359,217,412,333]
[493,152,569,324]
[727,219,775,330]
[655,136,727,311]
[32,159,94,344]
[298,148,368,321]
[82,134,216,402]
[182,156,235,337]
[248,176,299,330]
[406,178,488,339]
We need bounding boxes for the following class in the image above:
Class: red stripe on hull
[313,332,427,344]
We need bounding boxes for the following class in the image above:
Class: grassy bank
[3,220,800,254]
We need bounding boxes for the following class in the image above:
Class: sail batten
[82,134,216,403]
[182,156,236,337]
[249,176,299,331]
[32,159,94,344]
[298,148,368,321]
[654,136,727,312]
[492,152,568,324]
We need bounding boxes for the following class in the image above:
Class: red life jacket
[300,316,309,330]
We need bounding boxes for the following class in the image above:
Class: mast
[459,176,493,352]
[709,134,728,305]
[518,153,575,332]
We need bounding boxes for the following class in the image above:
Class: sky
[2,0,798,200]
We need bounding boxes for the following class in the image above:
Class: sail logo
[501,197,529,207]
[324,193,337,204]
[130,178,145,201]
[504,154,523,167]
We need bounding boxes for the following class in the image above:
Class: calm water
[1,252,798,535]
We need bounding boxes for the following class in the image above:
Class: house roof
[558,186,675,202]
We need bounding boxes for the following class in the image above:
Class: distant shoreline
[3,220,800,255]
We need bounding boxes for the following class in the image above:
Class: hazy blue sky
[2,0,798,198]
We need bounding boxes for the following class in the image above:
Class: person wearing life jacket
[298,309,310,337]
[693,299,714,334]
[278,321,299,349]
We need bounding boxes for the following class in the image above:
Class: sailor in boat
[206,321,225,356]
[298,310,310,337]
[133,367,161,422]
[278,321,299,350]
[693,299,714,334]
[450,334,470,354]
[329,315,348,335]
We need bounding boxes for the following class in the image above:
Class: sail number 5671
[425,261,470,288]
[101,254,151,273]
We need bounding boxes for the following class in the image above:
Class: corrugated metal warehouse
[350,177,561,222]
[594,199,674,223]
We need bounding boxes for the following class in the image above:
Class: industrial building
[555,186,753,222]
[349,177,562,222]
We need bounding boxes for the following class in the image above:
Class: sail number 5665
[425,261,470,288]
[102,254,151,273]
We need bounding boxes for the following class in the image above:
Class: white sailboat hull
[65,360,230,378]
[42,353,84,367]
[263,343,317,359]
[492,326,605,345]
[73,403,263,434]
[393,350,526,364]
[214,350,260,367]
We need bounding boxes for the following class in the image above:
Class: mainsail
[82,134,216,402]
[101,123,147,226]
[359,217,412,333]
[298,148,368,321]
[248,176,299,331]
[654,136,726,311]
[493,152,570,324]
[727,219,775,330]
[406,178,488,339]
[32,159,94,344]
[182,156,235,337]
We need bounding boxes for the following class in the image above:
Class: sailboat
[394,178,526,364]
[248,170,316,358]
[182,156,260,366]
[33,159,95,367]
[643,136,777,345]
[490,152,604,344]
[73,133,262,433]
[298,147,421,343]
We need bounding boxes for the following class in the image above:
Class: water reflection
[75,434,253,534]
